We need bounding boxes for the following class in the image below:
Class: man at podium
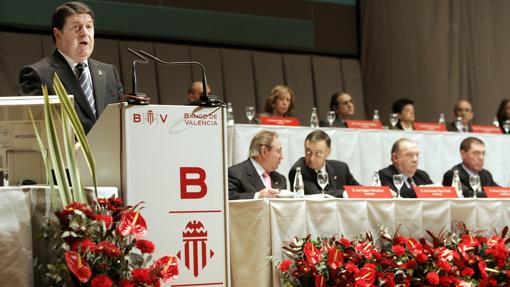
[18,1,123,134]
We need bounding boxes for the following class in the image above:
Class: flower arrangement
[274,224,510,286]
[42,197,178,286]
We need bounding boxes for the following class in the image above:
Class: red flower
[392,245,406,256]
[355,264,376,284]
[327,247,343,269]
[279,260,293,272]
[346,262,359,273]
[118,211,147,239]
[72,238,96,254]
[416,253,428,264]
[378,272,395,287]
[107,197,124,212]
[339,238,351,247]
[152,256,179,283]
[461,234,480,248]
[426,272,440,285]
[315,274,326,287]
[91,274,113,287]
[118,279,135,287]
[461,267,474,277]
[94,214,113,229]
[131,268,158,284]
[304,242,322,265]
[95,241,122,257]
[61,202,94,217]
[136,239,156,254]
[355,242,374,259]
[64,251,92,283]
[478,261,488,279]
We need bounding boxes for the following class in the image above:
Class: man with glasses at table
[288,130,359,197]
[442,137,498,198]
[228,130,287,200]
[378,138,433,198]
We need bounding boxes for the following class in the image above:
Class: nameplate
[345,120,383,130]
[483,187,510,198]
[413,122,447,132]
[414,186,458,198]
[344,186,392,198]
[258,116,300,126]
[472,125,502,134]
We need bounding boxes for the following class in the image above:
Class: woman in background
[392,98,415,131]
[261,85,295,117]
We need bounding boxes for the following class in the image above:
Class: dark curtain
[361,0,510,125]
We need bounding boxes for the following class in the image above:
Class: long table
[229,198,510,286]
[228,124,510,186]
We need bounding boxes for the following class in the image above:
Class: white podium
[82,103,230,286]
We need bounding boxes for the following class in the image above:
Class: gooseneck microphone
[137,50,224,107]
[126,48,150,104]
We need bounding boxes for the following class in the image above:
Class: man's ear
[53,28,61,41]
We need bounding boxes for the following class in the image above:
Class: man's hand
[258,188,280,198]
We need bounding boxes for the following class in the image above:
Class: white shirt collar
[250,158,266,177]
[461,164,477,177]
[57,49,89,70]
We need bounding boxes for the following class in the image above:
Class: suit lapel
[51,51,96,120]
[246,160,265,191]
[89,59,106,116]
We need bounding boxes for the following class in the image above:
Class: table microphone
[137,50,224,107]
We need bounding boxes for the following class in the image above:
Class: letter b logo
[180,167,207,199]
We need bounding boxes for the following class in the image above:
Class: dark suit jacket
[319,117,347,128]
[288,157,359,198]
[442,164,498,198]
[446,122,473,132]
[228,159,287,200]
[18,50,124,134]
[378,165,433,198]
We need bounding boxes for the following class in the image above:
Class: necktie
[75,63,96,116]
[262,171,272,189]
[408,177,417,188]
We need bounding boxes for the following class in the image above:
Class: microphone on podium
[137,50,224,107]
[124,48,150,105]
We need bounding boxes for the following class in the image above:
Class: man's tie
[408,177,417,188]
[262,171,272,189]
[75,63,96,116]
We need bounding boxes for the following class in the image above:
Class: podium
[81,103,230,286]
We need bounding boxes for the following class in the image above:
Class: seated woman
[392,98,415,131]
[260,85,295,117]
[496,97,510,133]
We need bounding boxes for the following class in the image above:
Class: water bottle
[493,116,500,127]
[452,169,463,198]
[226,102,235,126]
[371,170,381,186]
[310,107,319,128]
[455,117,464,132]
[372,110,380,122]
[438,113,445,125]
[293,167,305,198]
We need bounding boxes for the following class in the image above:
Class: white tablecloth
[229,198,510,287]
[228,124,510,186]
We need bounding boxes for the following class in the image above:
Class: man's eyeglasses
[305,150,325,158]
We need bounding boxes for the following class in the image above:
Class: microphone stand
[124,48,150,105]
[137,50,224,107]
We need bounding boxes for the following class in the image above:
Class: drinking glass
[245,106,255,124]
[455,117,464,132]
[469,174,481,198]
[503,120,510,134]
[327,111,336,127]
[317,172,329,198]
[389,113,398,129]
[392,174,404,198]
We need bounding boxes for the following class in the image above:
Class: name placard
[345,120,383,130]
[258,116,300,126]
[472,125,503,134]
[413,122,447,132]
[344,186,393,198]
[414,186,458,198]
[483,187,510,198]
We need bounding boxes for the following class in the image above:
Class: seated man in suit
[442,137,498,197]
[288,130,359,197]
[379,138,433,198]
[18,2,123,134]
[446,99,474,132]
[320,92,355,128]
[228,130,287,200]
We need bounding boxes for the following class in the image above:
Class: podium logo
[176,220,215,277]
[180,167,207,199]
[132,110,168,125]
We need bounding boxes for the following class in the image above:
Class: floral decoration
[42,197,178,286]
[274,224,510,286]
